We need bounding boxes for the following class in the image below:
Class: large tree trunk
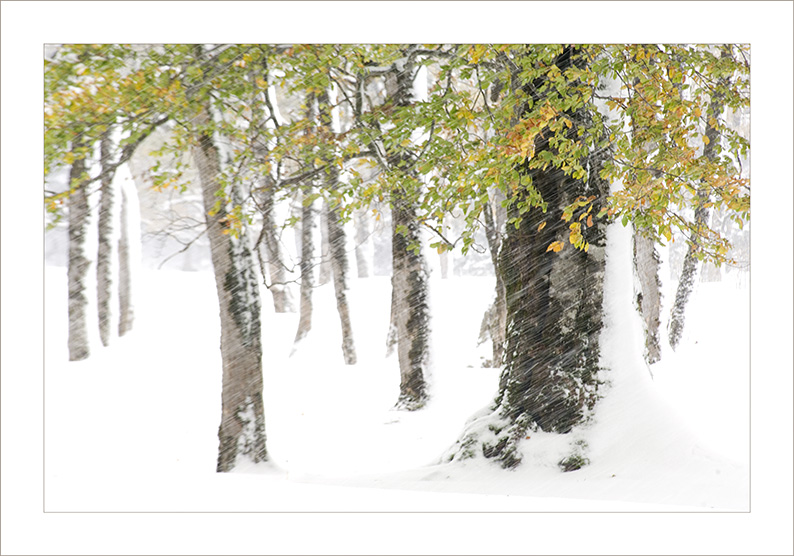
[192,102,267,472]
[96,131,115,347]
[117,183,134,337]
[447,46,608,470]
[668,53,727,350]
[67,139,91,361]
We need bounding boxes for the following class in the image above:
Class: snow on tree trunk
[447,47,608,469]
[669,53,727,350]
[292,186,315,348]
[192,102,267,472]
[632,226,662,364]
[117,184,134,337]
[67,140,91,361]
[96,131,115,347]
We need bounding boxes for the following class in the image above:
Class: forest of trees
[45,44,750,472]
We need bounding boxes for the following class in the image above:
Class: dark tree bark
[192,101,267,472]
[96,130,115,347]
[67,138,91,361]
[447,46,608,469]
[117,184,134,337]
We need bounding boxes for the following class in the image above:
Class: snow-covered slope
[44,220,749,515]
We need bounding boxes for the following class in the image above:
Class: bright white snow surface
[44,222,749,512]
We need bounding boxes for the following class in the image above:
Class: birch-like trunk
[192,102,267,472]
[96,131,115,347]
[67,139,91,361]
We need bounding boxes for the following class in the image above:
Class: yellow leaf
[538,221,547,231]
[546,241,564,253]
[586,214,593,227]
[703,135,710,145]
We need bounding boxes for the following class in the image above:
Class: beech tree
[46,43,749,473]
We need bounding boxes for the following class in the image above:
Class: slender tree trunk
[96,131,115,347]
[391,193,430,409]
[67,140,91,361]
[292,95,319,350]
[320,87,357,365]
[633,226,662,364]
[192,102,266,472]
[318,202,332,286]
[117,184,134,336]
[481,193,507,368]
[386,49,432,409]
[353,207,372,278]
[385,283,398,356]
[627,73,663,366]
[293,186,315,347]
[669,53,727,350]
[327,200,357,364]
[256,178,295,313]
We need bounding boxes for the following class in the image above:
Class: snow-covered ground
[43,221,750,518]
